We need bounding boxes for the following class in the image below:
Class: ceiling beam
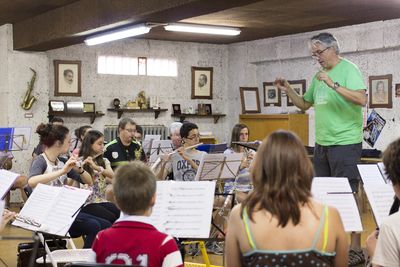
[13,0,262,51]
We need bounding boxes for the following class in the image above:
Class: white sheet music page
[150,181,216,238]
[42,186,91,236]
[363,183,394,227]
[149,140,173,164]
[12,184,91,235]
[195,154,224,180]
[357,164,386,186]
[0,169,19,199]
[311,177,363,232]
[12,184,60,232]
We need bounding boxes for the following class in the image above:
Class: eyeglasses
[311,47,330,58]
[186,134,200,140]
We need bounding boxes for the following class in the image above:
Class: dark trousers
[81,202,120,224]
[313,143,362,192]
[69,211,111,248]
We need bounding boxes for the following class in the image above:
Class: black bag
[17,238,67,267]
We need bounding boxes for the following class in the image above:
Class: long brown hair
[241,130,314,227]
[230,123,249,152]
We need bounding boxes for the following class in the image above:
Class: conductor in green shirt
[275,32,367,265]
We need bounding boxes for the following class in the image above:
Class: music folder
[12,184,91,236]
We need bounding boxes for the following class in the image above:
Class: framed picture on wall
[240,87,260,114]
[263,82,281,106]
[369,74,392,108]
[172,104,181,114]
[395,84,400,98]
[287,80,306,106]
[191,67,213,99]
[54,60,82,97]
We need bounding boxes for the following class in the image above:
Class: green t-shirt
[303,58,366,146]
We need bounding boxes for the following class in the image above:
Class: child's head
[113,161,156,215]
[80,130,104,157]
[180,122,199,146]
[383,138,400,199]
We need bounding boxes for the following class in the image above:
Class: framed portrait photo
[263,82,281,106]
[54,60,81,97]
[191,66,213,99]
[287,80,306,106]
[240,87,260,114]
[205,104,212,115]
[369,74,392,108]
[395,84,400,98]
[172,104,181,114]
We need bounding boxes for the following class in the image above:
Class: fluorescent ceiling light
[85,24,151,46]
[164,23,240,36]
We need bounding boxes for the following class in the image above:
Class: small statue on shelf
[136,90,148,109]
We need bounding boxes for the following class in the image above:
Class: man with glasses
[104,117,146,170]
[275,32,367,266]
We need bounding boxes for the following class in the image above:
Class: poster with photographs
[363,110,386,147]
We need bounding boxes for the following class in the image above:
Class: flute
[167,143,203,156]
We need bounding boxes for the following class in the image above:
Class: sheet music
[150,181,216,238]
[311,177,363,232]
[377,162,390,184]
[0,169,19,199]
[143,135,161,154]
[363,184,394,226]
[195,153,242,180]
[12,184,91,235]
[357,164,386,186]
[149,140,173,164]
[0,200,4,218]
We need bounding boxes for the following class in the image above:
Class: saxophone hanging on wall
[21,68,37,110]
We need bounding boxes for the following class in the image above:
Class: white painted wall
[229,19,400,151]
[3,18,400,202]
[46,39,230,144]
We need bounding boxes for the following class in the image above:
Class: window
[97,56,177,77]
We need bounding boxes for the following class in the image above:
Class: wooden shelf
[171,113,226,124]
[48,111,105,124]
[107,108,168,119]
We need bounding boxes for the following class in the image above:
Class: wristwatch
[333,82,340,90]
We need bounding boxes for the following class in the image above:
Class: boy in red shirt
[91,161,183,266]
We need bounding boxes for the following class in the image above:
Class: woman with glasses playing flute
[156,122,206,181]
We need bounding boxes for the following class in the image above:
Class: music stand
[148,140,173,164]
[0,127,32,152]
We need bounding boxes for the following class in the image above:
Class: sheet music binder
[194,153,242,181]
[12,184,91,236]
